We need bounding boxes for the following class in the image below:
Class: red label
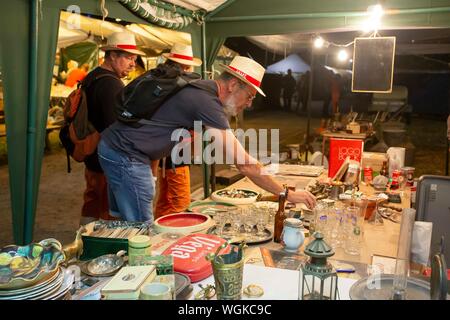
[162,233,229,282]
[328,138,364,178]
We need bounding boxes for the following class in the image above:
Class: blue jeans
[98,139,154,222]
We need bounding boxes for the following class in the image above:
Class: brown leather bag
[59,74,116,170]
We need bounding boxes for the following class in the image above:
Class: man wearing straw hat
[80,31,145,225]
[154,43,202,219]
[98,55,317,222]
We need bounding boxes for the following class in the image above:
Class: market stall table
[208,171,409,266]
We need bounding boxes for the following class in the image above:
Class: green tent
[2,0,450,244]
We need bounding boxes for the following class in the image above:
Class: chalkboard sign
[352,37,396,93]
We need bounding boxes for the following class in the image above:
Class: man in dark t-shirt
[99,56,317,222]
[80,32,145,225]
[153,43,203,219]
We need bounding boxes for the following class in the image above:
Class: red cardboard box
[328,138,364,178]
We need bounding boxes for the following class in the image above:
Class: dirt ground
[0,108,448,247]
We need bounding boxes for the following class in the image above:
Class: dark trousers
[283,92,294,111]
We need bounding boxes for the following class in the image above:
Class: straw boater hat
[162,43,202,67]
[100,32,145,56]
[220,56,266,97]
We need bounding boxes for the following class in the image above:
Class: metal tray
[188,201,237,216]
[349,274,433,300]
[206,225,273,245]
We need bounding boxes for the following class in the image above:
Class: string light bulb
[362,4,384,32]
[337,50,348,62]
[314,37,324,49]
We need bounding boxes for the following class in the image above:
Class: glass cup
[344,206,363,255]
[255,208,268,237]
[228,207,242,235]
[239,208,255,237]
[215,211,227,236]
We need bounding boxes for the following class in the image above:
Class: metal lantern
[300,232,339,300]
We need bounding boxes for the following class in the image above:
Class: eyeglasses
[239,85,256,101]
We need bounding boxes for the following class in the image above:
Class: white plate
[42,270,74,300]
[0,268,60,296]
[0,269,64,300]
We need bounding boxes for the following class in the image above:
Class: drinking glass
[215,211,227,236]
[228,207,242,234]
[255,208,268,237]
[242,209,257,236]
[344,206,363,255]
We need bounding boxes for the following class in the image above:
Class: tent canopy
[58,11,192,55]
[266,54,310,74]
[3,0,450,244]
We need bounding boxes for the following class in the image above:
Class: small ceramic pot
[281,218,305,252]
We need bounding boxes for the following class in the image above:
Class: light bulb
[314,37,324,49]
[337,50,348,62]
[361,4,384,32]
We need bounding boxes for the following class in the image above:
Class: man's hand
[287,190,317,209]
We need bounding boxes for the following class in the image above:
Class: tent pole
[305,48,314,163]
[201,22,211,199]
[24,0,39,244]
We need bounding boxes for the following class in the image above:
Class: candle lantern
[300,232,339,300]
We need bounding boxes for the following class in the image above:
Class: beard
[223,94,240,117]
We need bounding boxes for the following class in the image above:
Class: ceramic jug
[281,218,305,252]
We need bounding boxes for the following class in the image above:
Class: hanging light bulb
[362,4,384,32]
[314,37,324,49]
[337,50,348,62]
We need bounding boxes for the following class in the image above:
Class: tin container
[390,169,401,190]
[401,167,415,187]
[363,166,373,184]
[162,233,228,283]
[128,235,151,266]
[207,242,245,300]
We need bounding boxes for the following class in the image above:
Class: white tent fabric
[165,0,227,12]
[57,25,89,48]
[58,12,192,55]
[266,54,310,74]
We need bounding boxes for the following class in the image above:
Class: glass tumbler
[344,205,363,255]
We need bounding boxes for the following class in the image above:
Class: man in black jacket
[80,32,145,225]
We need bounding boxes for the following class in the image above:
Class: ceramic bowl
[0,239,65,290]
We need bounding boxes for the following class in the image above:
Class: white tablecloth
[191,264,357,300]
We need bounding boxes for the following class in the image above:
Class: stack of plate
[0,268,74,300]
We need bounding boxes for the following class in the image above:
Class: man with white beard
[98,56,317,222]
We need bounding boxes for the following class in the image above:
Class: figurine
[63,226,86,263]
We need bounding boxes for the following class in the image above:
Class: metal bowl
[82,253,125,277]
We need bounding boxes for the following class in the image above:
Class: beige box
[362,152,387,173]
[101,265,156,300]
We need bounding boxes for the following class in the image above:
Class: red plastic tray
[162,233,229,283]
[156,213,208,228]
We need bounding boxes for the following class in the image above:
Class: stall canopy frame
[2,0,450,244]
